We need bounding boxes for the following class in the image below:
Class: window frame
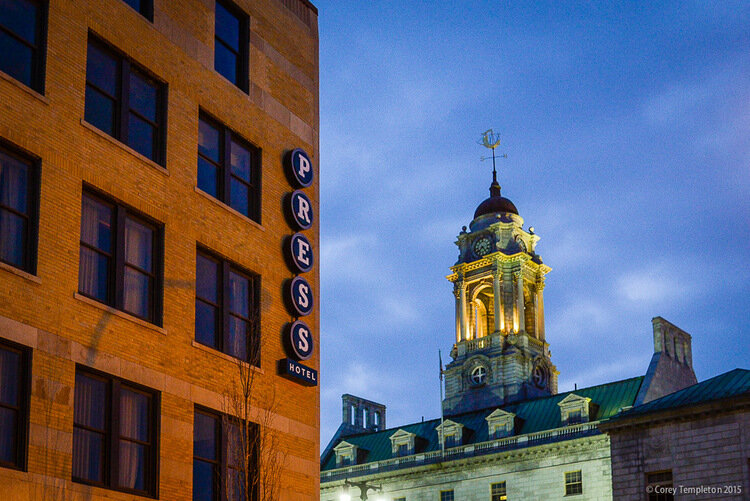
[121,0,154,21]
[440,490,454,501]
[195,246,260,365]
[0,140,40,275]
[84,35,168,166]
[564,470,583,496]
[646,470,674,501]
[197,112,261,223]
[193,406,259,501]
[78,187,164,325]
[214,0,249,93]
[0,337,31,472]
[490,481,507,501]
[72,366,161,498]
[0,0,47,93]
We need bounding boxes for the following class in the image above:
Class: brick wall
[0,0,319,499]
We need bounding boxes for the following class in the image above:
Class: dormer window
[333,441,362,467]
[485,408,518,439]
[389,429,417,457]
[557,394,597,426]
[436,419,466,448]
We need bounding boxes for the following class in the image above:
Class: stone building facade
[0,0,319,499]
[600,369,750,500]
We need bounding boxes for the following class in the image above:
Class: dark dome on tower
[473,177,518,219]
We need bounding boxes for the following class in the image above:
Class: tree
[222,325,286,501]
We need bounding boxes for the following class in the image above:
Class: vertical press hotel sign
[280,149,317,385]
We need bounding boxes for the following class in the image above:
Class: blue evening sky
[314,1,750,448]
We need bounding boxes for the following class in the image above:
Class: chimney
[341,394,386,435]
[635,317,698,405]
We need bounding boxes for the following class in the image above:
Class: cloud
[616,263,695,305]
[321,360,399,404]
[551,298,614,342]
[642,81,711,127]
[320,232,379,284]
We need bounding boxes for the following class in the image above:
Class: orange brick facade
[0,0,319,500]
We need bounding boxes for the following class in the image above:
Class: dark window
[0,144,38,273]
[0,0,45,92]
[646,471,674,501]
[193,408,257,501]
[564,470,583,496]
[445,433,459,447]
[567,409,583,424]
[195,249,259,364]
[440,490,454,501]
[491,481,507,501]
[85,37,166,165]
[121,0,153,21]
[0,338,30,470]
[198,114,260,222]
[397,443,409,457]
[79,190,162,324]
[72,368,159,496]
[214,0,248,92]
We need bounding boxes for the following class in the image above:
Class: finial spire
[478,129,507,198]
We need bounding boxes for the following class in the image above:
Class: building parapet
[321,421,601,482]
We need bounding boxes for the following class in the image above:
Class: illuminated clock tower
[443,167,557,415]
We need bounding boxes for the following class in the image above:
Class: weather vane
[478,129,507,179]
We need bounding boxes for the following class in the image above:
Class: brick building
[600,369,750,500]
[0,0,319,499]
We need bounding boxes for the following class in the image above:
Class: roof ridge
[342,375,646,436]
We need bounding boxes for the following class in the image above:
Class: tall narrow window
[79,190,162,324]
[0,144,38,273]
[72,368,158,496]
[198,114,260,222]
[0,338,29,470]
[85,37,166,165]
[215,0,248,92]
[196,249,259,364]
[0,0,46,92]
[121,0,153,21]
[193,408,257,501]
[564,470,583,496]
[491,481,507,501]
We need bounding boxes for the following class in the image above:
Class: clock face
[473,236,492,256]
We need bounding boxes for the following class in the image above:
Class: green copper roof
[610,368,750,421]
[321,375,643,471]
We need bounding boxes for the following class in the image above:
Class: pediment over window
[389,429,417,456]
[435,419,467,447]
[485,408,519,438]
[334,441,365,466]
[557,393,598,425]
